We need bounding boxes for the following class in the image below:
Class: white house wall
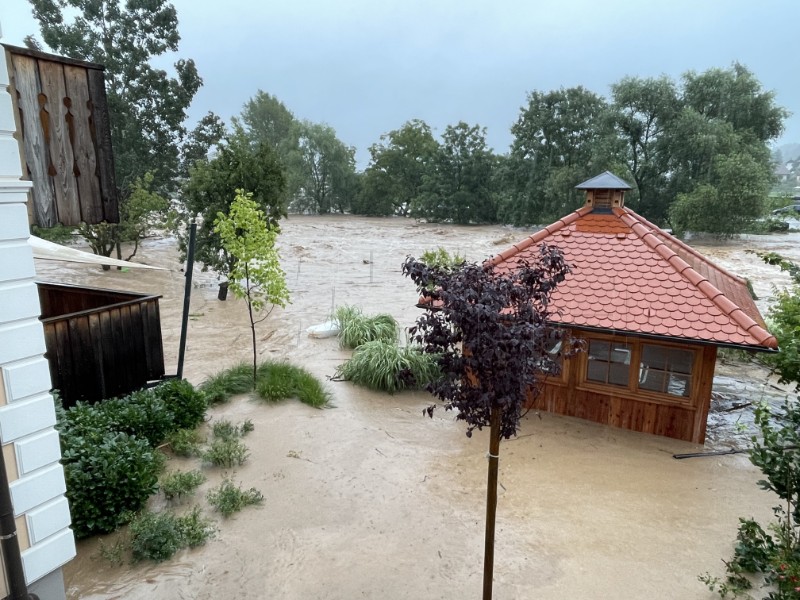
[0,22,75,597]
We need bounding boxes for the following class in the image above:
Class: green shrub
[202,438,249,468]
[207,479,264,517]
[419,246,465,270]
[335,341,440,393]
[160,470,206,502]
[200,363,254,404]
[166,428,204,457]
[334,305,398,349]
[152,378,207,430]
[99,392,174,447]
[60,431,164,538]
[129,506,213,562]
[256,362,331,408]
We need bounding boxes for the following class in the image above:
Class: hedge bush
[57,379,207,538]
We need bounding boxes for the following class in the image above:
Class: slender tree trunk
[245,265,257,387]
[483,403,502,600]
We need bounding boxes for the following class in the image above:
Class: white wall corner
[2,357,52,402]
[25,496,71,545]
[0,320,46,365]
[15,429,61,475]
[0,393,57,444]
[9,463,66,517]
[0,282,42,326]
[21,529,75,584]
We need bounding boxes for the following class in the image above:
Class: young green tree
[181,133,286,280]
[214,191,290,385]
[403,244,572,600]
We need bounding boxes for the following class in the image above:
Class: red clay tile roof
[489,206,777,350]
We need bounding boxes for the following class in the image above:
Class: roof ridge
[488,206,591,266]
[615,209,777,348]
[629,210,748,287]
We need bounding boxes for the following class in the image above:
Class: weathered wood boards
[38,282,164,405]
[4,44,118,226]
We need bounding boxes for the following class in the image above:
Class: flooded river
[34,216,799,599]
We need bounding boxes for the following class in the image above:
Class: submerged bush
[129,506,214,562]
[334,305,398,349]
[160,470,206,502]
[207,479,264,517]
[335,340,440,393]
[152,378,208,430]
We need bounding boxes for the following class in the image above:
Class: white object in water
[306,320,340,339]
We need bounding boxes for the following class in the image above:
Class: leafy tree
[610,76,680,224]
[289,121,357,214]
[505,87,618,225]
[29,0,202,194]
[179,112,226,179]
[669,151,772,237]
[77,173,168,268]
[402,244,572,599]
[357,119,439,216]
[417,122,497,224]
[214,191,290,384]
[701,399,800,599]
[181,134,286,278]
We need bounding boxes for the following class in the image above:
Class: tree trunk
[483,404,502,600]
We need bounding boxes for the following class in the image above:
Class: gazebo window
[638,344,693,398]
[586,340,631,386]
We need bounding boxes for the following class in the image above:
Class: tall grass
[333,305,398,349]
[201,361,330,408]
[199,362,253,404]
[334,340,440,394]
[256,362,331,408]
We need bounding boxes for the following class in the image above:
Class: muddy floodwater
[34,216,799,599]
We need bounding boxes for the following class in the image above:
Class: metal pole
[0,444,38,599]
[483,405,502,600]
[176,222,196,380]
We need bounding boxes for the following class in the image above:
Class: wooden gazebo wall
[37,282,165,405]
[4,44,118,227]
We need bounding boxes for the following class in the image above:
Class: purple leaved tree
[402,243,573,600]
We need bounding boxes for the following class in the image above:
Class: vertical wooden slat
[52,320,74,401]
[87,312,106,402]
[9,54,57,226]
[98,309,116,399]
[63,65,102,223]
[86,68,118,223]
[38,60,80,224]
[691,346,717,444]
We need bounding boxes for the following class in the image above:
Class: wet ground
[34,216,799,599]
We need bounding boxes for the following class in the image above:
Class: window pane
[642,344,668,370]
[588,340,610,360]
[610,344,632,365]
[640,370,666,393]
[608,363,630,386]
[668,374,691,397]
[587,360,608,383]
[668,349,693,374]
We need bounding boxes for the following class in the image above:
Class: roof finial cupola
[576,171,633,211]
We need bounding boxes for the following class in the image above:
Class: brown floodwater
[34,216,798,599]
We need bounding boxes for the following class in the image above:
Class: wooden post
[483,403,502,600]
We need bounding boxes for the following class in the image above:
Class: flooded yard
[34,216,798,599]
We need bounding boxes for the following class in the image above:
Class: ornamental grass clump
[334,304,398,349]
[334,340,440,394]
[199,363,254,404]
[256,362,332,408]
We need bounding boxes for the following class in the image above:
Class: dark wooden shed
[490,172,777,444]
[4,44,118,227]
[37,282,165,405]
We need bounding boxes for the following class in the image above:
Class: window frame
[576,333,700,406]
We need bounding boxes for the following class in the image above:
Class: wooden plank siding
[36,282,164,405]
[4,44,118,226]
[528,331,717,444]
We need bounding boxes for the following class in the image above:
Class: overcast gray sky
[3,0,798,168]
